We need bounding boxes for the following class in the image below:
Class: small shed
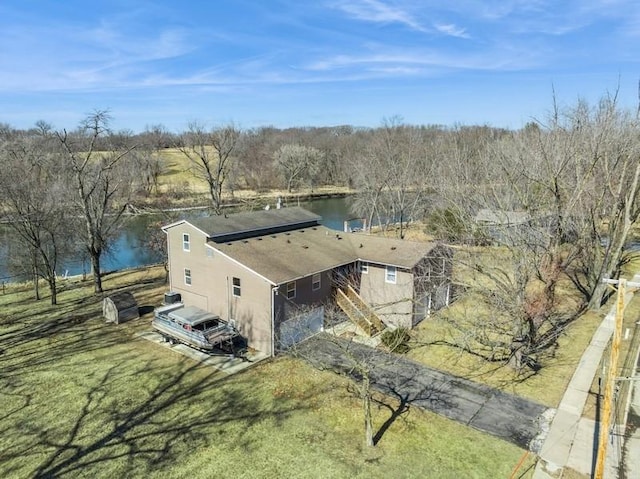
[103,291,139,324]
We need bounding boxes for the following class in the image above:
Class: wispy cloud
[434,23,469,38]
[305,48,541,75]
[328,0,427,32]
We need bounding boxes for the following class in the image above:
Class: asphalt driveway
[296,334,552,451]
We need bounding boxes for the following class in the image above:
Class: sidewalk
[534,273,640,478]
[136,331,270,375]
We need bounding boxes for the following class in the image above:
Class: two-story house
[162,207,452,356]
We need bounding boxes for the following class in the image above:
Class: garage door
[278,306,324,349]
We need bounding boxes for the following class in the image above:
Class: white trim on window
[232,277,241,297]
[360,261,369,274]
[182,233,190,252]
[287,281,296,299]
[312,273,321,291]
[184,268,192,286]
[385,266,397,284]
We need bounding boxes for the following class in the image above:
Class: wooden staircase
[335,285,385,336]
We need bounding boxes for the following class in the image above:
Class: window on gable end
[183,233,190,252]
[385,266,397,284]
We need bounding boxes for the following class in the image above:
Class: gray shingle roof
[211,224,437,284]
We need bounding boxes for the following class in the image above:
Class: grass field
[148,148,356,209]
[0,267,535,478]
[406,249,640,408]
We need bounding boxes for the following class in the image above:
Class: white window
[184,268,192,286]
[232,277,241,297]
[182,233,190,252]
[287,281,296,299]
[360,261,369,274]
[312,273,321,291]
[385,266,397,284]
[206,248,213,258]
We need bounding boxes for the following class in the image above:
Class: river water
[0,197,356,282]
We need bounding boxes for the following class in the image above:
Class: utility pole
[594,278,640,479]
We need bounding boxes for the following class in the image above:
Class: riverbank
[129,185,358,215]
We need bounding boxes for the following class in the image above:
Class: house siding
[412,245,454,324]
[273,270,332,346]
[167,224,211,310]
[359,264,414,329]
[165,225,273,355]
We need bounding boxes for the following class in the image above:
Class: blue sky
[1,0,639,132]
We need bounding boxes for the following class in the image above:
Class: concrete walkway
[297,334,552,450]
[621,369,640,479]
[534,273,640,478]
[136,331,269,375]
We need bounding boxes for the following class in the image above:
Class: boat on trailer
[152,303,239,353]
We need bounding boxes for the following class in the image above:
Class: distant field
[149,148,355,207]
[0,267,535,478]
[154,148,209,196]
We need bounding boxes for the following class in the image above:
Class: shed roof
[474,208,531,226]
[105,291,137,309]
[210,225,437,284]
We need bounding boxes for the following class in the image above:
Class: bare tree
[132,124,172,196]
[234,127,280,191]
[55,111,136,293]
[562,97,640,308]
[0,131,70,304]
[287,305,401,448]
[178,122,240,214]
[352,118,432,238]
[272,144,324,193]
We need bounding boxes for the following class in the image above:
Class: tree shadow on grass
[295,335,457,446]
[3,356,315,479]
[0,272,166,380]
[369,369,459,446]
[372,392,411,445]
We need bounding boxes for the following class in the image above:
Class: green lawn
[0,267,534,478]
[407,252,640,408]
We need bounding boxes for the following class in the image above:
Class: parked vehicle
[152,303,239,352]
